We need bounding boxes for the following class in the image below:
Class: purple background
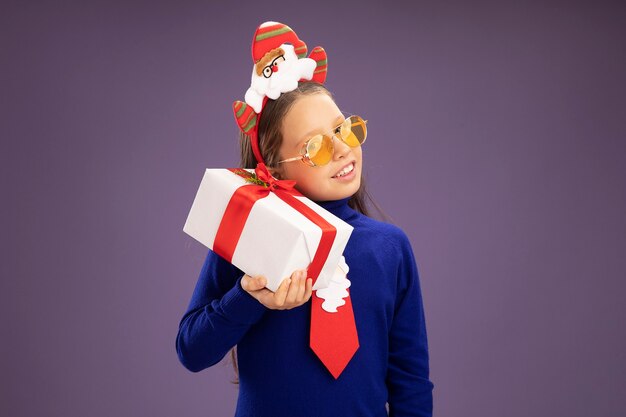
[3,1,625,416]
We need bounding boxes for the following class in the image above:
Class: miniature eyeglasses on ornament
[262,54,286,78]
[277,115,368,167]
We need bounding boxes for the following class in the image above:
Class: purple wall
[3,1,625,416]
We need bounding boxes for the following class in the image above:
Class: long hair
[229,81,387,383]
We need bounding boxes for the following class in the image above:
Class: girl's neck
[312,196,359,222]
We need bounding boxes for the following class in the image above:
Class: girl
[176,22,434,417]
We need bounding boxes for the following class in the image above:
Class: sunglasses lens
[300,116,368,166]
[307,134,333,166]
[338,116,367,147]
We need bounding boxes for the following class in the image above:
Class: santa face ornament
[245,43,317,111]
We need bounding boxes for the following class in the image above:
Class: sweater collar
[312,196,359,222]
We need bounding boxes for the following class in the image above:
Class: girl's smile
[331,161,356,181]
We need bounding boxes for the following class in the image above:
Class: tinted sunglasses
[276,115,368,167]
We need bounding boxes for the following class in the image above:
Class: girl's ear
[268,164,284,180]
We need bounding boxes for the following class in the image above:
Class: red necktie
[214,165,358,377]
[310,271,359,379]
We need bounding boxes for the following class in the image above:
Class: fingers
[303,277,313,301]
[243,271,314,310]
[240,274,252,292]
[271,276,292,308]
[295,273,306,301]
[241,274,266,293]
[285,270,305,305]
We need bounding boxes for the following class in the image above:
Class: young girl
[176,22,434,417]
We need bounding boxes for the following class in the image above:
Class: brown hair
[229,80,387,384]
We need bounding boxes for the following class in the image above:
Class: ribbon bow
[255,163,297,192]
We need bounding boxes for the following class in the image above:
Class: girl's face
[271,93,363,202]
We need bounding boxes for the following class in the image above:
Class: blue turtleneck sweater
[176,197,434,417]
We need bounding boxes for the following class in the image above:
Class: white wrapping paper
[183,169,353,292]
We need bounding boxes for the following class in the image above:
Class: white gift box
[183,169,354,292]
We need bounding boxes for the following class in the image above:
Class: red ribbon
[212,163,337,285]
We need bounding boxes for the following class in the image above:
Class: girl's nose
[332,135,351,159]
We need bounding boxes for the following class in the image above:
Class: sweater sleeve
[175,249,268,373]
[386,230,435,417]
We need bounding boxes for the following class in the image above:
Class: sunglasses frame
[276,115,368,167]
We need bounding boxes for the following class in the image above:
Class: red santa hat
[251,21,308,62]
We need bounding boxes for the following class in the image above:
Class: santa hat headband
[232,21,328,165]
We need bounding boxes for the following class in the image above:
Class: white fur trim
[316,256,351,313]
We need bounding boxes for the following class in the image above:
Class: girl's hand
[241,269,313,310]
